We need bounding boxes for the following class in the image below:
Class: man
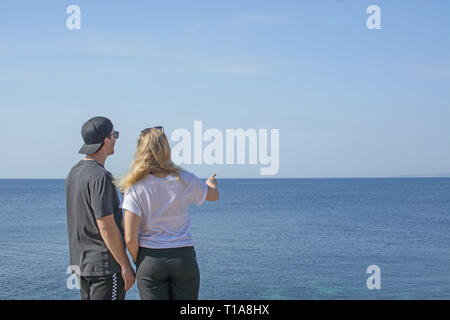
[65,116,135,300]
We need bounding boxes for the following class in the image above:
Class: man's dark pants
[79,273,126,300]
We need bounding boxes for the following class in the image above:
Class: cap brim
[78,143,103,155]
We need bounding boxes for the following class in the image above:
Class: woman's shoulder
[178,170,199,182]
[127,175,152,194]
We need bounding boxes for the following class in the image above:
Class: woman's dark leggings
[136,246,200,300]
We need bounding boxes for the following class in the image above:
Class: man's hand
[121,264,136,291]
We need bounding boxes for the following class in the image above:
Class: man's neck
[83,153,107,166]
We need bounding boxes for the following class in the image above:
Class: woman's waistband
[138,246,195,258]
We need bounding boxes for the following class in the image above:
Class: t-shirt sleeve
[188,173,208,206]
[120,185,142,217]
[90,173,118,220]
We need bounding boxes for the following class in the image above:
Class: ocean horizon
[0,178,449,300]
[3,175,450,179]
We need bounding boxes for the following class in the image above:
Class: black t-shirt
[65,159,123,276]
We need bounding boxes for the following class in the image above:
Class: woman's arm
[123,210,140,263]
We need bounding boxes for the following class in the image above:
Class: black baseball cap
[79,116,114,154]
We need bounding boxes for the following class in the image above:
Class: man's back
[66,159,123,276]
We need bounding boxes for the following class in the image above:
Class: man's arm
[97,215,135,291]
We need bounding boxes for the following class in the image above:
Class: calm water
[0,178,449,300]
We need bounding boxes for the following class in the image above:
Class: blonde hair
[117,128,186,192]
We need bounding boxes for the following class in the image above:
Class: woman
[118,126,219,300]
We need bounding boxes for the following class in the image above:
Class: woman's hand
[206,173,218,189]
[206,174,219,201]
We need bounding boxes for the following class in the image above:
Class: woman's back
[121,170,207,249]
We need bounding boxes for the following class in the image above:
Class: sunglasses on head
[141,126,164,135]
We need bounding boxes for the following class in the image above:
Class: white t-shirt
[120,170,208,249]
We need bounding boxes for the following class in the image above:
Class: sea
[0,178,449,300]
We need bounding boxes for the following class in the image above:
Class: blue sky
[0,0,449,178]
